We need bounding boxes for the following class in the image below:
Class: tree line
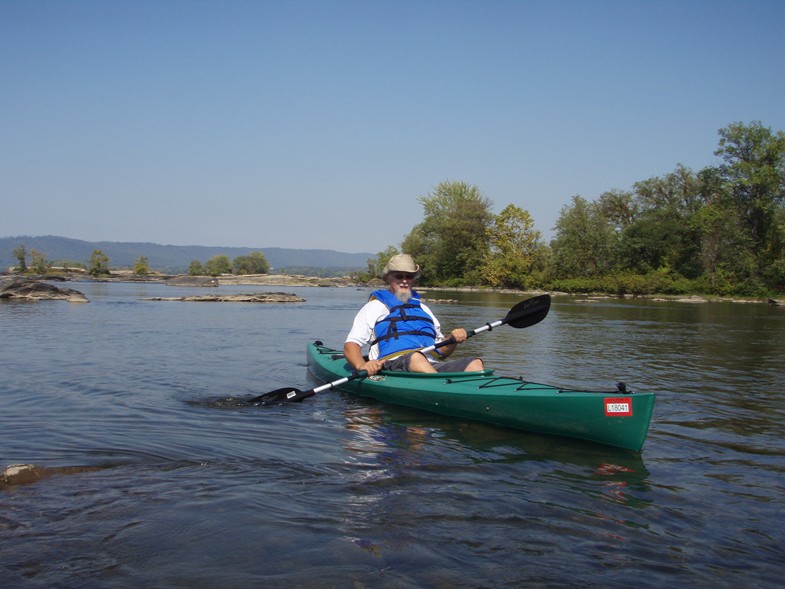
[9,246,270,278]
[187,252,270,276]
[359,121,785,297]
[10,246,116,277]
[8,121,782,295]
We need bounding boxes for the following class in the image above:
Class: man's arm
[343,341,384,376]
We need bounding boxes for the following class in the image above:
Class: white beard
[394,289,412,303]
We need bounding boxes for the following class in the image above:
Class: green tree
[30,249,51,274]
[692,201,758,294]
[12,244,27,273]
[549,196,619,278]
[133,256,151,275]
[767,205,785,287]
[708,121,785,288]
[205,255,232,276]
[88,249,111,276]
[597,189,638,232]
[188,260,205,276]
[621,165,703,276]
[233,252,270,275]
[375,246,400,277]
[402,180,494,284]
[482,204,541,288]
[361,245,400,280]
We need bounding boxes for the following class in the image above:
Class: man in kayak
[344,254,484,376]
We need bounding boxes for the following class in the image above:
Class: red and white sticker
[604,397,633,417]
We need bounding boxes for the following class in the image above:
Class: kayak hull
[306,341,655,452]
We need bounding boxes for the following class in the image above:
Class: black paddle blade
[503,294,551,329]
[247,387,306,405]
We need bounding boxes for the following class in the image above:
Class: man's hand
[359,359,385,376]
[344,342,385,375]
[450,328,468,343]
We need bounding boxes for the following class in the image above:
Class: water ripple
[2,287,784,587]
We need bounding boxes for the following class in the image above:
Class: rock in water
[1,464,43,487]
[164,275,220,287]
[0,277,89,303]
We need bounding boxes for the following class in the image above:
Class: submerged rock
[1,464,43,487]
[1,463,105,489]
[0,277,89,303]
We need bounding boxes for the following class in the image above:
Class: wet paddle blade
[247,387,306,405]
[503,294,550,329]
[247,370,368,405]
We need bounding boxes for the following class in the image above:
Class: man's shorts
[383,353,480,373]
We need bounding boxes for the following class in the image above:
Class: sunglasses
[393,273,415,281]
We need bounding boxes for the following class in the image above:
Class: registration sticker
[604,397,633,417]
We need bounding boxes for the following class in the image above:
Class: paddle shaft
[248,370,368,404]
[308,370,367,396]
[420,317,507,355]
[421,294,550,354]
[307,316,520,398]
[286,333,483,404]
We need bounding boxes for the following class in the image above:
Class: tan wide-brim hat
[381,254,420,278]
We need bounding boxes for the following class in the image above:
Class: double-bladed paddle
[248,294,551,405]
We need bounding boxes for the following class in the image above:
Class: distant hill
[0,235,374,276]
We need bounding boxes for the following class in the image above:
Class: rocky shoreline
[0,274,357,304]
[2,273,783,306]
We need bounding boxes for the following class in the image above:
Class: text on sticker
[605,397,633,417]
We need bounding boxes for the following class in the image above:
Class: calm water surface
[1,282,783,588]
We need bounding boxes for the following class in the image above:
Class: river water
[1,281,783,588]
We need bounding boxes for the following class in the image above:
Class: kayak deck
[306,341,655,452]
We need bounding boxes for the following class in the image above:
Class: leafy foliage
[549,196,619,278]
[30,249,51,274]
[188,260,205,276]
[534,122,784,295]
[402,181,494,285]
[232,252,270,275]
[369,121,784,297]
[482,204,541,288]
[5,121,781,297]
[204,255,232,276]
[133,256,151,275]
[353,246,399,283]
[12,244,27,272]
[88,250,111,276]
[0,237,371,275]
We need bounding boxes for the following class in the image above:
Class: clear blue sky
[2,0,783,253]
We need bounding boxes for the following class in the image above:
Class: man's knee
[409,352,436,373]
[466,358,484,372]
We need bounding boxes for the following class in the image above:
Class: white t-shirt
[345,297,445,360]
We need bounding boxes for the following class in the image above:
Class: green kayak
[306,340,655,452]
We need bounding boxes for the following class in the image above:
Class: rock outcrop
[216,274,355,287]
[164,275,220,287]
[142,292,305,303]
[0,277,89,303]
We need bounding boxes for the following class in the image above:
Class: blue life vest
[370,289,437,360]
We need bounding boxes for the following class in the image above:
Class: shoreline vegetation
[5,120,784,303]
[4,271,782,306]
